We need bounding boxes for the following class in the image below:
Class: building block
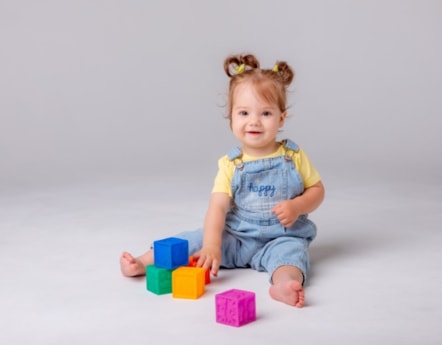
[146,265,173,295]
[215,289,256,327]
[188,256,211,284]
[153,237,189,269]
[172,266,205,299]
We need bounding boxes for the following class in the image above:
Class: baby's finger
[195,254,206,268]
[201,258,212,271]
[210,259,220,277]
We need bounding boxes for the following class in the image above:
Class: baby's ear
[279,111,287,126]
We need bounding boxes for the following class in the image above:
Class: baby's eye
[262,111,272,116]
[239,110,248,116]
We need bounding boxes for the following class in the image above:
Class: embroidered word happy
[248,182,276,197]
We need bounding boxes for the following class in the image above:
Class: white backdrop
[1,2,442,344]
[1,0,441,191]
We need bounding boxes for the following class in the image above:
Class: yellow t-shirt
[212,143,321,197]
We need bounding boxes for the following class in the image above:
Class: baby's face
[230,82,286,157]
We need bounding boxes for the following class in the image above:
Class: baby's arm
[272,181,325,227]
[195,192,230,276]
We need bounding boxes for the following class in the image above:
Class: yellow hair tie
[235,64,245,74]
[273,64,279,72]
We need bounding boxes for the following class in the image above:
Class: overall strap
[227,147,244,170]
[282,139,299,162]
[282,139,299,152]
[227,147,242,160]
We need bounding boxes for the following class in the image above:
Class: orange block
[172,266,205,299]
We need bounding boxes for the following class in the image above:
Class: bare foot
[120,252,147,277]
[269,280,305,308]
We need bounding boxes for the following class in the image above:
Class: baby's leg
[120,250,154,277]
[120,230,203,277]
[269,265,305,308]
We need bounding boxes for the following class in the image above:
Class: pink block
[215,289,256,327]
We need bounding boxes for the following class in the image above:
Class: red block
[188,256,211,284]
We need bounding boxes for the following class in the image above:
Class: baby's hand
[272,200,300,228]
[194,245,221,277]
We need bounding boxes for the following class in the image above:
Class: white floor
[1,176,441,345]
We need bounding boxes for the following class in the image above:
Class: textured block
[172,266,205,299]
[215,289,256,327]
[153,237,189,269]
[188,256,211,284]
[146,265,172,295]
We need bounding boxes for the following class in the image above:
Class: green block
[146,265,173,295]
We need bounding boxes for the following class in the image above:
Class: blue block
[153,237,189,269]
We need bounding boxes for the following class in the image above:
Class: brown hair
[223,53,295,123]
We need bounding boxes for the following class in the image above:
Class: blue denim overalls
[176,139,317,282]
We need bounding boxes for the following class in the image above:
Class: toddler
[120,53,325,308]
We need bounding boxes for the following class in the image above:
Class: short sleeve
[211,155,235,197]
[293,148,321,188]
